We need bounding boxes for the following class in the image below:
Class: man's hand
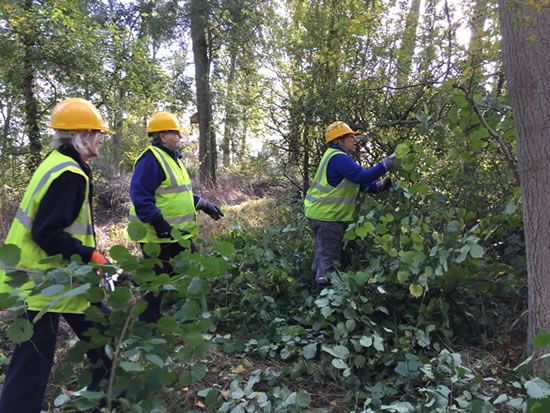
[197,198,224,220]
[377,176,393,192]
[151,216,173,239]
[91,251,117,291]
[382,152,397,171]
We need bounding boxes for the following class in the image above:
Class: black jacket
[31,144,96,262]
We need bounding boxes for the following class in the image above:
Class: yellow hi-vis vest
[304,148,360,222]
[128,145,198,242]
[0,150,94,313]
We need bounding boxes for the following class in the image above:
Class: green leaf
[192,362,207,381]
[214,241,236,257]
[106,287,132,309]
[0,244,20,267]
[143,242,160,258]
[322,345,349,359]
[373,335,384,351]
[345,319,356,332]
[332,358,348,369]
[533,332,550,348]
[187,277,203,295]
[355,222,373,238]
[303,343,317,359]
[473,94,484,105]
[127,221,147,241]
[205,388,219,407]
[145,354,164,367]
[33,284,91,323]
[40,284,66,297]
[7,318,33,343]
[527,397,550,413]
[397,270,410,282]
[469,399,495,413]
[469,244,484,258]
[179,299,200,321]
[296,390,311,408]
[120,361,144,372]
[181,326,205,348]
[157,316,181,334]
[179,370,193,386]
[525,378,550,399]
[395,143,410,157]
[360,335,372,347]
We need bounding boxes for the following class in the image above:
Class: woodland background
[1,0,550,412]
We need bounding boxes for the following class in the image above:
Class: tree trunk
[222,53,237,168]
[23,0,41,171]
[190,0,215,186]
[498,0,550,376]
[110,88,125,178]
[468,0,488,84]
[396,0,421,87]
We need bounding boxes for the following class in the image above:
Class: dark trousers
[0,304,111,413]
[139,240,197,323]
[309,218,345,285]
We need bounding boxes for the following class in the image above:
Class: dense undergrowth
[1,158,550,413]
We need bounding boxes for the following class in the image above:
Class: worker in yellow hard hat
[304,121,396,292]
[0,98,115,411]
[128,112,223,323]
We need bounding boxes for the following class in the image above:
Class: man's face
[160,130,182,151]
[339,133,358,154]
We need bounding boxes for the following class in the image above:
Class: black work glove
[197,198,224,220]
[150,216,173,239]
[377,176,393,192]
[382,152,397,171]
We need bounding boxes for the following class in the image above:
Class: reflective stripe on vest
[0,150,94,314]
[304,148,360,222]
[128,145,198,242]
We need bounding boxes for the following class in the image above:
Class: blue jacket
[326,144,387,192]
[130,142,200,223]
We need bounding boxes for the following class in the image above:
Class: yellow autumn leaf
[409,284,423,298]
[234,364,246,373]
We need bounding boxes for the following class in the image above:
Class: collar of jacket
[328,143,348,153]
[57,144,91,175]
[152,142,182,161]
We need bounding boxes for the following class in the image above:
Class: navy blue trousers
[0,305,111,413]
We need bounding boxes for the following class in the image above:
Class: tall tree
[498,0,550,375]
[190,0,216,186]
[396,0,421,87]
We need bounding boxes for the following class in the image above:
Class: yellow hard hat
[325,121,358,144]
[147,112,183,133]
[48,98,113,133]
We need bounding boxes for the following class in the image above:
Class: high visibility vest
[304,148,360,222]
[0,150,94,313]
[128,145,198,242]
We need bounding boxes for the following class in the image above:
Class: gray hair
[149,131,162,143]
[50,129,103,156]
